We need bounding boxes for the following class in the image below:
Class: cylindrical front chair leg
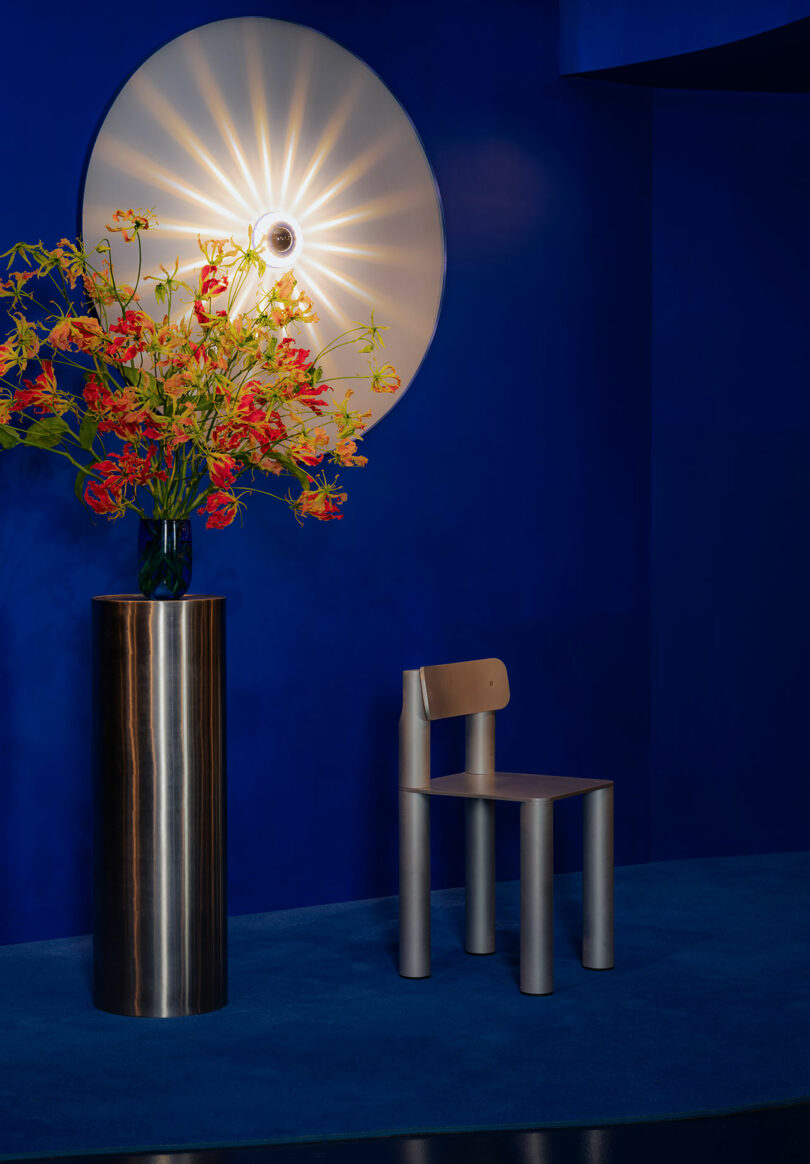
[520,799,554,995]
[399,791,431,978]
[465,798,495,954]
[582,785,614,970]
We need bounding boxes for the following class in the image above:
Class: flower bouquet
[0,209,399,596]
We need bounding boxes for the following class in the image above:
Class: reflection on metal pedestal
[92,595,227,1017]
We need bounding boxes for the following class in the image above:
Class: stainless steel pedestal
[92,595,227,1016]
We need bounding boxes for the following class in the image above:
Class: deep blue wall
[0,1,652,943]
[650,88,810,859]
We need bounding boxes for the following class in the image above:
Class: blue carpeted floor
[1,852,809,1160]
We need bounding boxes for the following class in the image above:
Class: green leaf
[78,413,98,451]
[139,370,157,395]
[74,466,90,502]
[23,416,70,449]
[0,424,21,449]
[121,365,140,387]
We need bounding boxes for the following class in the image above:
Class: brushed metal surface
[465,799,495,955]
[399,669,430,789]
[465,711,495,775]
[464,711,495,954]
[521,799,554,995]
[401,771,613,802]
[92,595,227,1017]
[583,786,615,970]
[398,790,431,979]
[419,658,509,721]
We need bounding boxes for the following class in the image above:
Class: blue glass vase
[137,519,192,600]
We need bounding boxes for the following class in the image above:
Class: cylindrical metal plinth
[92,595,227,1017]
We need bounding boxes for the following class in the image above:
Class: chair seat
[401,771,612,803]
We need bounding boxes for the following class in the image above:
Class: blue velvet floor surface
[1,852,809,1160]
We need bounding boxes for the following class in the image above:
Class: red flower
[13,361,65,414]
[197,491,239,530]
[295,380,331,414]
[200,265,228,297]
[208,456,238,489]
[193,300,211,327]
[104,310,153,363]
[297,486,346,521]
[83,374,112,411]
[84,479,122,516]
[84,445,167,519]
[276,337,311,371]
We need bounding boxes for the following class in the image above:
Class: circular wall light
[82,17,445,431]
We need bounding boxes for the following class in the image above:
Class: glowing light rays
[294,262,350,330]
[303,257,423,336]
[290,75,366,211]
[95,136,245,224]
[303,184,429,234]
[298,128,405,223]
[131,74,253,213]
[306,240,426,269]
[279,40,314,207]
[184,38,262,207]
[244,32,274,205]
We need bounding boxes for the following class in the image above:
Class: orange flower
[333,438,368,468]
[370,362,401,394]
[48,316,104,353]
[0,342,16,376]
[106,208,156,242]
[291,427,329,466]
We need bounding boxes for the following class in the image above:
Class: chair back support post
[400,669,431,789]
[465,711,495,775]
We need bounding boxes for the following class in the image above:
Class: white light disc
[82,17,445,430]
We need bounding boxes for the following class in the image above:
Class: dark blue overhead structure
[560,0,810,77]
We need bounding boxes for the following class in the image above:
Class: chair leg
[399,790,431,978]
[520,799,554,995]
[582,785,614,970]
[465,799,496,954]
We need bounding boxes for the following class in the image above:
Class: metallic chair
[399,658,614,995]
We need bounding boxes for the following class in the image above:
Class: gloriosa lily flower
[0,209,399,529]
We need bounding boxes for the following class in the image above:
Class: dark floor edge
[4,1096,809,1162]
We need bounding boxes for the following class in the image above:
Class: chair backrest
[419,658,510,721]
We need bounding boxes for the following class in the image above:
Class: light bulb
[252,210,303,268]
